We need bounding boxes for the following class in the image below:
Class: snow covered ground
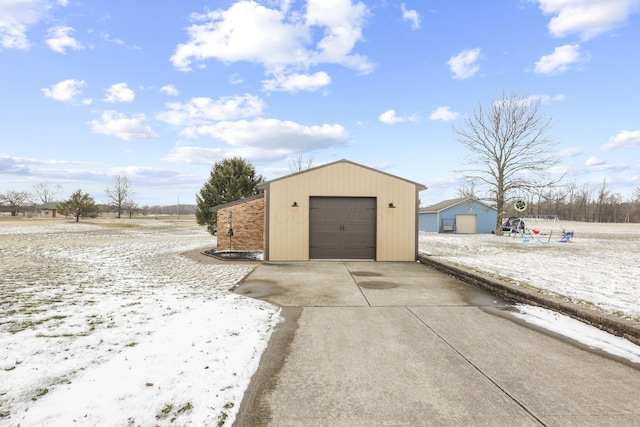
[419,220,640,322]
[1,218,639,425]
[0,218,280,426]
[419,220,640,365]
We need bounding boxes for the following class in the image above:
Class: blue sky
[1,0,639,207]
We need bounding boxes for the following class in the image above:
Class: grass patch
[94,222,141,229]
[217,402,234,426]
[177,402,193,414]
[32,388,49,401]
[155,402,192,423]
[156,404,173,420]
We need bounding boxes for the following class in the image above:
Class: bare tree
[0,190,31,216]
[454,180,478,199]
[595,179,610,222]
[288,154,315,173]
[453,92,561,235]
[105,175,134,219]
[33,182,62,204]
[123,199,139,219]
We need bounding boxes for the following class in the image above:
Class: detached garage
[259,159,426,262]
[419,197,498,234]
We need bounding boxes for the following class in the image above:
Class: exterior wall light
[291,201,299,207]
[388,202,396,208]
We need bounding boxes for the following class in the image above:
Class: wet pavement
[233,261,640,427]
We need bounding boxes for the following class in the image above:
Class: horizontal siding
[267,162,419,261]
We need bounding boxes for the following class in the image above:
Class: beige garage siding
[264,161,421,261]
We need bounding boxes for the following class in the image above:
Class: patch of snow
[419,221,640,321]
[512,305,640,364]
[0,219,280,426]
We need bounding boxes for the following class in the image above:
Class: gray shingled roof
[419,197,496,213]
[40,202,60,210]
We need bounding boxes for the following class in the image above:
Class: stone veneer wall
[216,197,265,252]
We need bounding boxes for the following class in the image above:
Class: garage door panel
[309,197,376,260]
[456,214,478,234]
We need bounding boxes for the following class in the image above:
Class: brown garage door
[309,197,376,260]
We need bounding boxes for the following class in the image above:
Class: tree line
[510,181,640,223]
[0,176,196,221]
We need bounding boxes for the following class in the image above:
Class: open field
[0,218,279,426]
[419,220,640,321]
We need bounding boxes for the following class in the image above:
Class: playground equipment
[506,201,574,243]
[506,215,574,243]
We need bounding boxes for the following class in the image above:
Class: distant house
[419,197,497,234]
[39,202,60,218]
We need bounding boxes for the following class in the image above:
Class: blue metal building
[419,197,498,234]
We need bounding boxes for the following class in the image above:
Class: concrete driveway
[233,261,640,426]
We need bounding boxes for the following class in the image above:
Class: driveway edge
[418,254,640,346]
[234,306,303,427]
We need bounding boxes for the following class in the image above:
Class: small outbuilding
[260,159,426,261]
[419,197,497,234]
[212,159,426,262]
[39,202,60,218]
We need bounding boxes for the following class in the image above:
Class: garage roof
[258,159,427,191]
[420,197,497,213]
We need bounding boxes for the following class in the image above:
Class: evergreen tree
[58,189,101,222]
[195,157,264,235]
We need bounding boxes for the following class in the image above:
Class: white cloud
[558,146,582,158]
[170,0,372,92]
[534,44,589,75]
[525,93,566,104]
[447,48,481,79]
[164,146,287,164]
[160,85,179,96]
[262,71,331,92]
[602,130,640,150]
[45,26,83,53]
[42,79,86,102]
[0,0,68,49]
[379,109,419,125]
[164,118,349,164]
[101,32,124,45]
[401,3,420,30]
[582,156,629,173]
[171,1,304,71]
[156,95,265,127]
[103,83,135,103]
[182,118,349,150]
[532,0,640,40]
[429,106,459,122]
[585,156,606,167]
[379,110,403,124]
[89,111,158,140]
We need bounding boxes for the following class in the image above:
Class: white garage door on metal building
[455,214,478,234]
[309,196,376,259]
